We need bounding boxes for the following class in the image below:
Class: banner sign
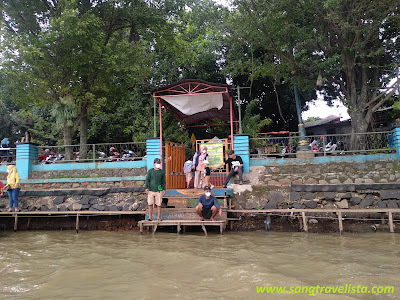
[205,142,224,168]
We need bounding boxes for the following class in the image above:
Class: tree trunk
[63,123,74,161]
[79,103,89,160]
[348,111,369,151]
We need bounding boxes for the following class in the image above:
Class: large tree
[0,0,188,151]
[234,0,400,140]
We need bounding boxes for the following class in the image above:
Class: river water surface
[0,231,399,299]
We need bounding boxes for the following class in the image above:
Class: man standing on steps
[145,158,166,221]
[213,150,244,188]
[195,186,223,221]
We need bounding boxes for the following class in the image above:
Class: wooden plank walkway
[138,219,227,235]
[228,208,400,234]
[0,211,145,233]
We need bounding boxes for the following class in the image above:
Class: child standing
[183,159,193,189]
[203,160,213,189]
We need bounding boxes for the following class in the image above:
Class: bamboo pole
[14,214,18,232]
[389,212,394,233]
[338,211,343,235]
[301,212,308,232]
[76,214,79,233]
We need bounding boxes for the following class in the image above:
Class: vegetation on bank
[0,0,399,148]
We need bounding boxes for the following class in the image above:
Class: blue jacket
[197,194,220,209]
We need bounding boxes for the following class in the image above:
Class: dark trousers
[224,167,243,186]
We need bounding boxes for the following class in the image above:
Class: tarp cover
[161,94,223,116]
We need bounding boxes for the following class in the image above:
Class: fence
[37,142,146,164]
[250,131,395,158]
[0,147,16,165]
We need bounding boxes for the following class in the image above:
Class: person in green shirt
[145,158,166,221]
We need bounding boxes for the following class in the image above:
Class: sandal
[7,209,12,212]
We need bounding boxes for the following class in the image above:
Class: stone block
[378,201,387,208]
[79,196,90,205]
[245,202,258,209]
[343,178,353,184]
[388,200,399,209]
[349,197,362,206]
[232,184,253,194]
[289,192,301,202]
[304,178,318,185]
[292,203,306,209]
[109,205,119,211]
[269,191,284,203]
[53,196,65,205]
[40,205,49,211]
[324,192,336,200]
[336,200,349,209]
[380,190,400,200]
[91,204,105,211]
[302,192,314,200]
[359,195,374,208]
[264,200,277,209]
[304,201,317,209]
[330,179,341,184]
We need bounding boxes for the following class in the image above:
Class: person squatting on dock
[213,150,243,188]
[195,186,222,221]
[5,165,20,212]
[145,158,166,221]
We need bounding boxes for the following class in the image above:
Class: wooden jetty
[138,219,226,235]
[228,208,400,234]
[0,208,399,234]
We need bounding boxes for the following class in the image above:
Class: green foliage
[242,99,272,137]
[304,117,322,123]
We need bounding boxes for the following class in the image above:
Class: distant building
[304,115,351,136]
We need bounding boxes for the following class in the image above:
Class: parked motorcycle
[319,141,345,155]
[121,149,138,161]
[0,140,13,163]
[107,147,121,162]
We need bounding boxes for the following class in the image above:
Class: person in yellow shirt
[5,165,20,212]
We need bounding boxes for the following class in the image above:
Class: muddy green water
[0,231,399,300]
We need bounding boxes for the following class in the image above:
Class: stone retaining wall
[29,167,146,179]
[0,192,148,212]
[245,161,399,186]
[19,180,145,191]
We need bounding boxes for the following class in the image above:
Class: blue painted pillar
[233,135,250,173]
[16,143,38,179]
[146,138,164,171]
[392,127,400,160]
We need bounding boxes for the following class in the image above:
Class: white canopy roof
[161,93,223,116]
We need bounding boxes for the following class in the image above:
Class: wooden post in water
[177,222,181,234]
[201,223,207,236]
[388,212,394,233]
[301,212,308,232]
[337,211,343,235]
[14,214,18,232]
[76,214,80,233]
[27,217,31,230]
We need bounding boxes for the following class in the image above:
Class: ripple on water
[0,231,399,299]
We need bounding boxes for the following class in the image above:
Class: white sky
[302,99,350,121]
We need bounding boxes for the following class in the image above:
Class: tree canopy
[0,0,399,148]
